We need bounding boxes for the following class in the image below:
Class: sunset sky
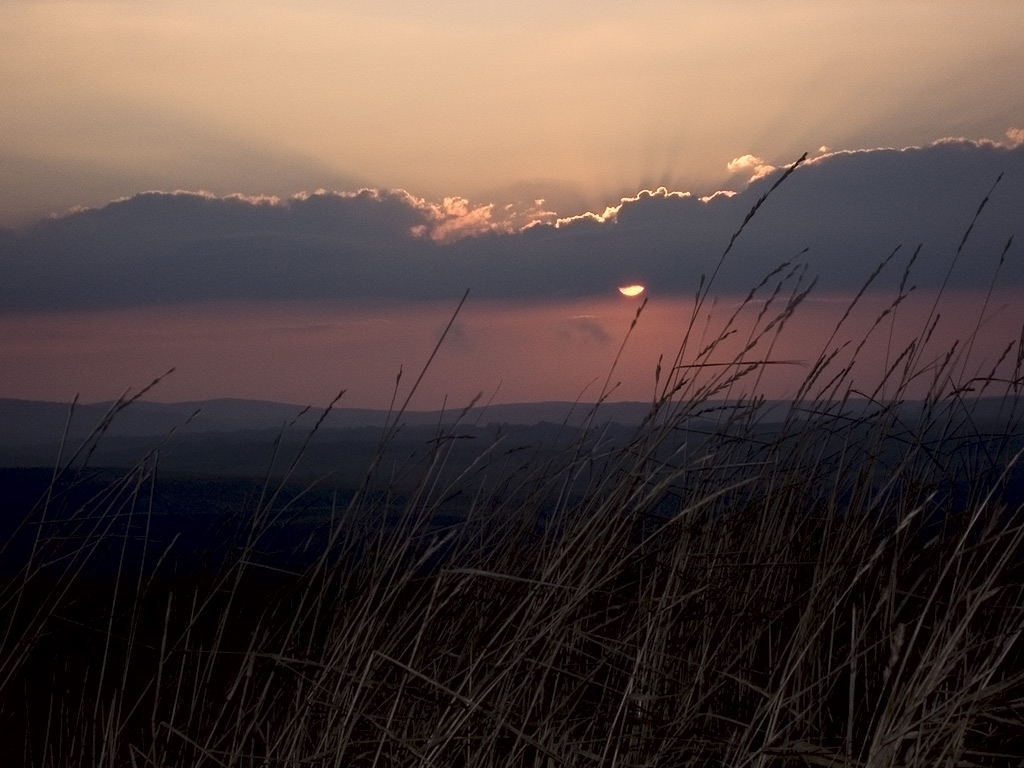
[2,1,1023,410]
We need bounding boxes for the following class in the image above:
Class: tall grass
[2,170,1023,766]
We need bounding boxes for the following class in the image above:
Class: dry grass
[2,164,1023,767]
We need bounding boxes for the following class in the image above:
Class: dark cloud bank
[1,139,1022,312]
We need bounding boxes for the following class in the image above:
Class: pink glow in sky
[3,290,1021,409]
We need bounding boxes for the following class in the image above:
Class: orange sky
[3,1,1023,225]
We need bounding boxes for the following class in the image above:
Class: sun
[618,285,645,297]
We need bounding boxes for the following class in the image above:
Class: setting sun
[618,285,645,297]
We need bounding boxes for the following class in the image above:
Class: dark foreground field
[3,386,1024,768]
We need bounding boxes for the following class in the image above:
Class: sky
[2,1,1023,409]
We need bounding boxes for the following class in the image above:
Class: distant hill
[0,397,659,471]
[0,397,656,442]
[2,394,1020,474]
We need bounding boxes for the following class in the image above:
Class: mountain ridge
[0,396,657,445]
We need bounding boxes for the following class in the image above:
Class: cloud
[558,316,612,346]
[727,154,763,173]
[554,188,691,227]
[727,154,777,181]
[1,138,1022,312]
[405,196,557,243]
[407,197,494,242]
